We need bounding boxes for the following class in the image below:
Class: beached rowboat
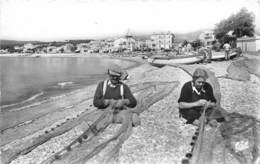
[211,51,238,60]
[148,53,204,67]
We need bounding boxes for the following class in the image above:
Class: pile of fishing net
[219,112,259,164]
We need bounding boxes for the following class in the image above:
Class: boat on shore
[148,53,204,67]
[211,51,238,60]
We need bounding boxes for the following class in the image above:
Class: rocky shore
[2,54,260,164]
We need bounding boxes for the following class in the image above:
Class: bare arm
[179,99,216,109]
[206,101,216,108]
[179,101,201,109]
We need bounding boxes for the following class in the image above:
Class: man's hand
[114,99,130,109]
[104,99,117,107]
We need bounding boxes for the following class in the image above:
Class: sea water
[0,56,137,111]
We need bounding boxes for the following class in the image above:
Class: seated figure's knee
[132,113,141,127]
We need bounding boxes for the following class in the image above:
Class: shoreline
[0,52,146,61]
[0,52,146,72]
[0,55,143,110]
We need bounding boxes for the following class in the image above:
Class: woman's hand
[197,99,207,107]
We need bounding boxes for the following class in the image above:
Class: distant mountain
[0,39,93,49]
[130,29,208,42]
[66,39,93,44]
[133,34,151,41]
[0,40,46,47]
[174,29,209,43]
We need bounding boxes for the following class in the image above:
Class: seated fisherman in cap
[93,65,140,127]
[178,68,225,125]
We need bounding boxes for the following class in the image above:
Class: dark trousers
[180,108,201,124]
[179,107,225,124]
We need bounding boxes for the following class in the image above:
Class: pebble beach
[1,53,260,164]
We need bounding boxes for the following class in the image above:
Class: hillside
[0,39,93,49]
[132,30,207,43]
[174,29,209,43]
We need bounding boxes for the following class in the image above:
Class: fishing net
[180,67,259,164]
[219,112,259,164]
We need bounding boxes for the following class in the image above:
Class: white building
[237,35,260,52]
[75,43,90,53]
[146,40,155,50]
[47,46,58,53]
[23,43,37,53]
[114,36,136,51]
[150,32,175,50]
[135,40,148,51]
[23,43,35,49]
[0,49,8,54]
[199,30,216,47]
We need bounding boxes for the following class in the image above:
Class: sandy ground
[2,53,260,164]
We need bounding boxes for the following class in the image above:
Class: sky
[0,0,260,41]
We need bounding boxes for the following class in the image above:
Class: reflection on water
[0,57,136,108]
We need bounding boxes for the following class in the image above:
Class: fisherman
[178,68,225,125]
[93,65,140,127]
[223,42,231,60]
[186,43,193,52]
[178,43,183,55]
[199,47,212,64]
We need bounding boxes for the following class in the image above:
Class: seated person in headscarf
[93,65,140,127]
[178,68,225,125]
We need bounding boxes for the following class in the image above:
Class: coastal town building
[14,46,24,53]
[102,39,114,53]
[199,30,216,47]
[23,43,35,50]
[47,46,58,53]
[89,40,102,53]
[146,40,155,50]
[23,43,37,53]
[98,40,113,53]
[75,43,90,53]
[237,35,260,52]
[114,34,136,52]
[40,47,47,54]
[135,40,148,51]
[150,32,175,50]
[0,49,8,54]
[62,43,75,53]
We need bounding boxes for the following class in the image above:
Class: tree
[214,8,255,44]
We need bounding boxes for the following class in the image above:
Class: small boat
[148,53,204,67]
[211,51,237,60]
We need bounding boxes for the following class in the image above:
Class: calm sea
[0,57,137,110]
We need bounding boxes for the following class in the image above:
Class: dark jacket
[178,81,217,124]
[178,81,216,103]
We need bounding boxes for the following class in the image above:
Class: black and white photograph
[0,0,260,163]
